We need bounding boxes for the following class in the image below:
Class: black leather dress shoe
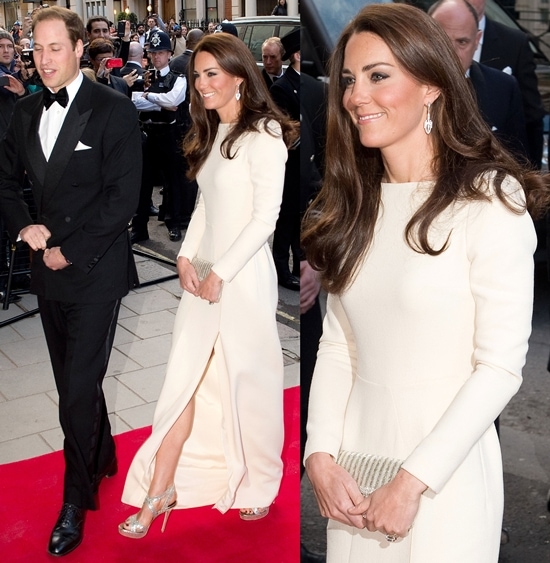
[278,274,300,291]
[48,503,85,557]
[130,230,149,245]
[149,205,159,216]
[300,543,326,563]
[169,227,182,242]
[92,456,118,494]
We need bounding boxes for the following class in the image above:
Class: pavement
[0,188,300,465]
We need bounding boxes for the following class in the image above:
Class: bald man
[467,0,545,168]
[120,41,146,94]
[430,0,529,161]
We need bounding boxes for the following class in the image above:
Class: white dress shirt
[39,72,83,160]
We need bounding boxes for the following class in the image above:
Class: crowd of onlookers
[0,6,301,301]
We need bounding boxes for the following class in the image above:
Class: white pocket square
[502,66,512,75]
[75,141,92,151]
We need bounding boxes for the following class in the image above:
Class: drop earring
[423,102,433,135]
[235,85,241,101]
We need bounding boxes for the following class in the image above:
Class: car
[232,16,300,65]
[302,0,550,113]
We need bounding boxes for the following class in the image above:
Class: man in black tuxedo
[470,0,545,168]
[431,0,528,161]
[0,7,141,557]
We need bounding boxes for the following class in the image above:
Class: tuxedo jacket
[480,18,545,127]
[0,76,142,303]
[469,61,528,160]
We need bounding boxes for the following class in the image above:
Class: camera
[21,49,34,68]
[117,20,126,38]
[105,58,123,69]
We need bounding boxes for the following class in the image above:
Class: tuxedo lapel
[42,78,93,206]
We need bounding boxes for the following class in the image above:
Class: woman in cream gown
[119,33,297,534]
[302,5,549,562]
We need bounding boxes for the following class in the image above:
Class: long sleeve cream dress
[304,176,537,562]
[122,120,287,512]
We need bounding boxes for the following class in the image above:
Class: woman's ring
[209,301,214,305]
[386,534,398,543]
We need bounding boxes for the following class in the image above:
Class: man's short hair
[86,16,110,34]
[88,37,115,60]
[33,6,86,48]
[261,36,284,57]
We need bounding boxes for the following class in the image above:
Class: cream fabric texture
[122,121,287,512]
[305,177,536,562]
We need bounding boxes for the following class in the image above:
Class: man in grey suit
[0,7,141,557]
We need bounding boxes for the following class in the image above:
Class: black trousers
[133,123,180,232]
[38,296,121,510]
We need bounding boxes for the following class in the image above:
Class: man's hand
[19,224,51,250]
[43,246,70,271]
[300,260,321,314]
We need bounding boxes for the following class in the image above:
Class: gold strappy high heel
[239,507,269,521]
[118,484,177,539]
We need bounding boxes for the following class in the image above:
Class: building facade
[1,0,298,30]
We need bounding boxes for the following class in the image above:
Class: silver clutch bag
[191,256,214,281]
[336,450,403,496]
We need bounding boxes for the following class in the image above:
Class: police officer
[130,30,187,243]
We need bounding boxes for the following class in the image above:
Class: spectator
[272,0,288,16]
[430,0,529,162]
[130,30,187,243]
[261,36,284,90]
[136,23,146,48]
[170,24,186,56]
[11,21,22,45]
[207,21,216,34]
[88,38,133,95]
[469,0,545,168]
[120,41,146,92]
[269,28,300,291]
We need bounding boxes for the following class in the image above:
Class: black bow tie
[43,87,69,110]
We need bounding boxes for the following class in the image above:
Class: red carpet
[0,387,300,562]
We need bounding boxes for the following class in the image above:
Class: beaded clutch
[191,256,214,281]
[336,450,403,496]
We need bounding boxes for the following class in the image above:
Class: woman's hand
[305,452,366,528]
[197,270,223,304]
[348,468,426,539]
[177,256,200,295]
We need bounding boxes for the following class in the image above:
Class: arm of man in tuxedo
[59,94,142,272]
[0,109,49,246]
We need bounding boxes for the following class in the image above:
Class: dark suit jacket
[480,19,545,126]
[0,76,142,303]
[469,61,528,160]
[270,66,299,121]
[120,61,145,78]
[262,68,276,92]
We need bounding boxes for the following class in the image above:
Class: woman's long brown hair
[183,33,298,178]
[302,3,550,295]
